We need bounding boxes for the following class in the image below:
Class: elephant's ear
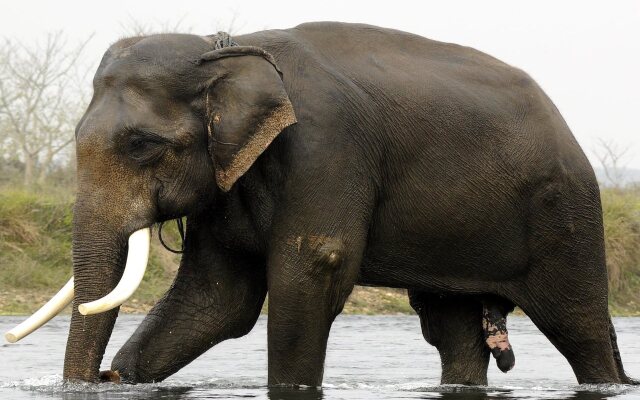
[200,46,297,192]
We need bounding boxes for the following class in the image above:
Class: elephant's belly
[358,190,531,293]
[358,234,528,293]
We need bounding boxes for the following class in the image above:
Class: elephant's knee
[289,235,346,271]
[316,239,345,268]
[276,234,354,320]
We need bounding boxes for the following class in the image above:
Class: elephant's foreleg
[482,298,515,373]
[267,230,367,386]
[409,292,489,385]
[109,224,267,383]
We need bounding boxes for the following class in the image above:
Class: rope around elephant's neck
[158,218,185,254]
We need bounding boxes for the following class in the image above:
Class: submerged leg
[409,291,490,385]
[482,298,515,373]
[110,220,267,383]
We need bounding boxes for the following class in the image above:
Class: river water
[1,315,640,399]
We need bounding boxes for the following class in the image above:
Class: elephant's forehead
[95,58,161,92]
[92,67,182,123]
[76,82,195,147]
[79,88,174,135]
[102,33,211,75]
[120,33,210,57]
[77,34,210,141]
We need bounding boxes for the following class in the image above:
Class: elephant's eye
[128,135,153,153]
[125,131,167,166]
[129,137,146,151]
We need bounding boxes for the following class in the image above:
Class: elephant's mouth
[4,228,151,343]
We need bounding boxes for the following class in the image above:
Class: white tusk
[78,228,150,316]
[5,277,75,343]
[3,228,151,342]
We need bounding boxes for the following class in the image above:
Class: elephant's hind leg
[515,284,624,383]
[409,291,489,385]
[514,177,629,383]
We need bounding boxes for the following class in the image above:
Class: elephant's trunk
[63,211,129,382]
[78,229,150,316]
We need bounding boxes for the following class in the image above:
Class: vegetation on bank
[0,185,639,316]
[602,186,640,315]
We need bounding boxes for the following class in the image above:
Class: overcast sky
[2,0,638,168]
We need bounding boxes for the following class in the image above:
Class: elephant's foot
[99,370,121,383]
[483,302,515,373]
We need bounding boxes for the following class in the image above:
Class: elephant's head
[5,33,295,382]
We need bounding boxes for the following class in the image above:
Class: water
[1,315,640,399]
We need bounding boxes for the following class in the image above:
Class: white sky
[2,0,639,168]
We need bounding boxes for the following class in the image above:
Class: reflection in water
[58,386,193,400]
[268,386,324,400]
[1,315,639,399]
[566,392,610,400]
[409,387,627,400]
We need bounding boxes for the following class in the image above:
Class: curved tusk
[5,277,75,343]
[78,228,150,316]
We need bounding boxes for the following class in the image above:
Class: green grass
[0,185,180,314]
[0,189,74,290]
[601,186,640,315]
[1,184,639,316]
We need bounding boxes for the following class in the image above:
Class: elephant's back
[239,22,532,104]
[238,22,579,168]
[239,24,597,289]
[241,22,592,188]
[244,21,516,76]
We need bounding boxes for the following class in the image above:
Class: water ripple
[1,315,639,399]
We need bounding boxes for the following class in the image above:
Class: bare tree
[0,32,91,186]
[213,11,244,35]
[593,138,632,188]
[118,13,242,39]
[119,15,192,37]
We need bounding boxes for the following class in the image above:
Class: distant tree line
[0,32,92,187]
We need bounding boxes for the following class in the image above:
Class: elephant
[6,22,633,387]
[410,293,515,385]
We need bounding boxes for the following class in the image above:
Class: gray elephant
[6,22,632,386]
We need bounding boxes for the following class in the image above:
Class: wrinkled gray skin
[63,22,633,386]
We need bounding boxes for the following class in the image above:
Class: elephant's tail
[609,314,639,384]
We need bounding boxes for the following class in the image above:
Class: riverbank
[0,286,415,316]
[1,185,639,316]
